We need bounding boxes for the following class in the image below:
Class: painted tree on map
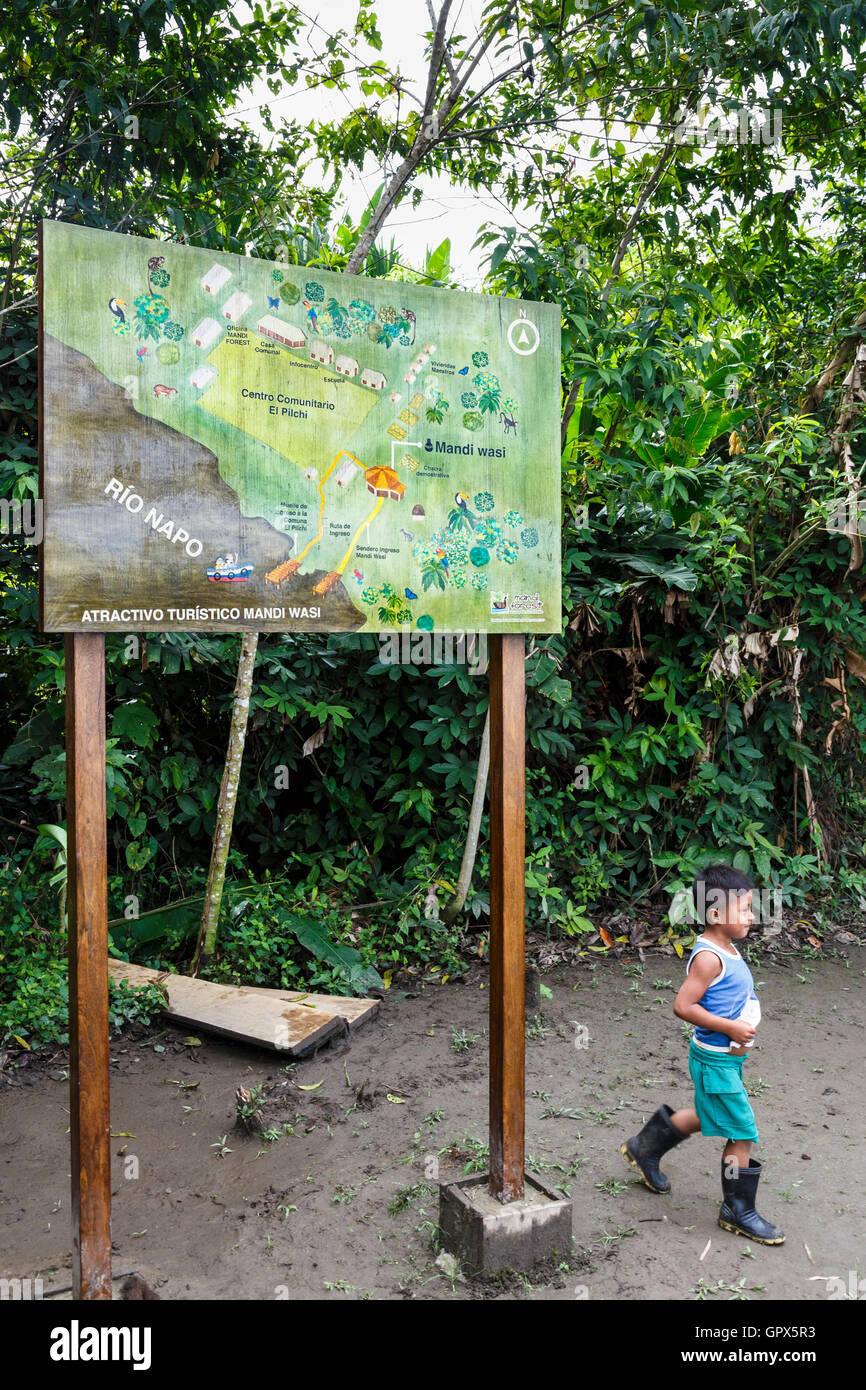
[475,371,502,414]
[133,291,170,341]
[325,296,349,331]
[425,393,450,424]
[133,262,183,345]
[421,556,449,591]
[377,591,413,626]
[370,303,412,348]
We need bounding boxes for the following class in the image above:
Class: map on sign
[40,222,562,633]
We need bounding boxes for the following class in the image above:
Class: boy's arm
[673,952,756,1047]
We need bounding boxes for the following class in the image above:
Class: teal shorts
[688,1039,759,1143]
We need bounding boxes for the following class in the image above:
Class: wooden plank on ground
[108,960,342,1056]
[238,985,379,1032]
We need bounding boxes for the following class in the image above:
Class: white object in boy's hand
[733,996,761,1049]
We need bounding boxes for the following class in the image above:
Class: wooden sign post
[65,633,112,1298]
[488,634,526,1200]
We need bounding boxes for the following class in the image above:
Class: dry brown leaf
[844,647,866,684]
[743,632,769,658]
[302,726,326,757]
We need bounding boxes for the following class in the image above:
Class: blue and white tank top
[686,937,760,1052]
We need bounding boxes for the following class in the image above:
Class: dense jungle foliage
[3,0,866,1043]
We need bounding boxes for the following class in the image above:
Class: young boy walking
[620,863,785,1244]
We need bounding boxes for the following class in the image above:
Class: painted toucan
[108,297,127,323]
[455,492,470,511]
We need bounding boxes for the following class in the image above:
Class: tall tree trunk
[192,631,259,973]
[191,4,556,966]
[560,102,702,451]
[442,709,490,924]
[344,1,510,276]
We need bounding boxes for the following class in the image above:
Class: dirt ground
[1,947,864,1301]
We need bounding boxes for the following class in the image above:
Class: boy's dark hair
[692,863,754,926]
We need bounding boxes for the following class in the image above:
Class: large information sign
[40,223,561,633]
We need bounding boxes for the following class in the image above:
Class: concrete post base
[438,1171,573,1274]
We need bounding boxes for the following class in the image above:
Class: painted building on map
[335,458,359,488]
[365,465,405,501]
[190,364,217,390]
[192,316,222,350]
[221,290,252,321]
[334,354,359,377]
[361,367,387,390]
[310,339,335,366]
[201,263,232,294]
[257,314,306,349]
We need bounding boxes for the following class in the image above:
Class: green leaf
[37,823,67,853]
[358,182,384,234]
[112,701,158,748]
[652,852,681,868]
[540,676,572,705]
[125,841,153,871]
[273,907,383,997]
[425,237,451,282]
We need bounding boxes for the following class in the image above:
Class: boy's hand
[727,1020,756,1046]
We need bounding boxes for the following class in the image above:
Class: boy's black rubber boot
[718,1158,786,1245]
[620,1104,689,1193]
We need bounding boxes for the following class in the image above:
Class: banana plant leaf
[108,883,257,950]
[273,907,384,997]
[108,895,206,950]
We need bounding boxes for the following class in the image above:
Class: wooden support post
[488,633,526,1200]
[66,633,112,1298]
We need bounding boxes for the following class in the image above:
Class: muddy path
[1,951,863,1300]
